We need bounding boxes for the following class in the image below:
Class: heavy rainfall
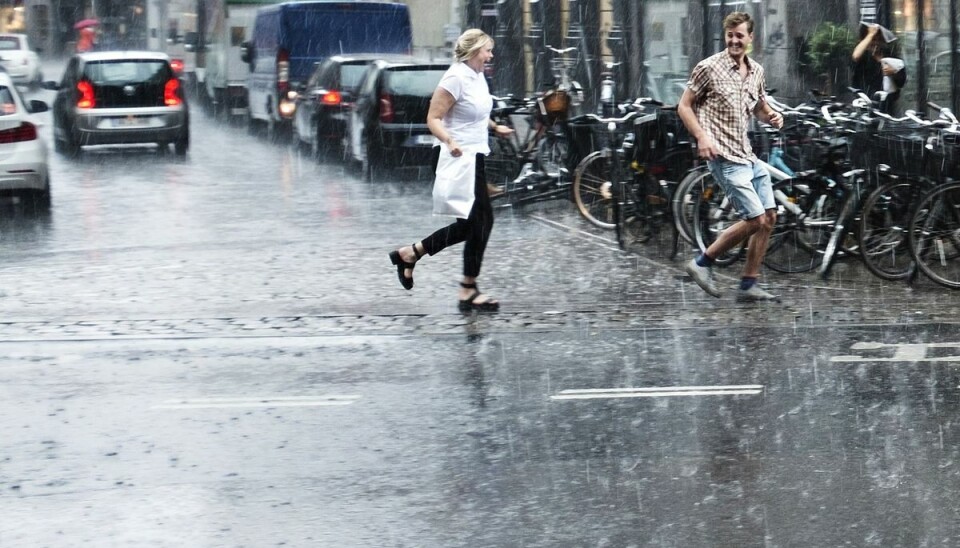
[1,0,960,546]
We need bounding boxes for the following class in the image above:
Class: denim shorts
[707,158,774,220]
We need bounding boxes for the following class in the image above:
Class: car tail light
[0,121,38,144]
[277,48,290,95]
[321,90,341,106]
[170,58,184,75]
[164,78,182,106]
[76,79,95,108]
[379,93,394,123]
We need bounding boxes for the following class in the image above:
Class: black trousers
[420,148,494,278]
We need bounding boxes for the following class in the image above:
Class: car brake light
[277,48,289,95]
[0,121,37,144]
[76,80,95,108]
[164,78,182,106]
[379,93,394,123]
[170,58,184,75]
[321,90,341,105]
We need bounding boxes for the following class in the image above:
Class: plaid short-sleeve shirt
[686,50,767,164]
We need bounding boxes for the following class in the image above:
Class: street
[0,73,959,547]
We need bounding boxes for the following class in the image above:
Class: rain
[0,0,959,546]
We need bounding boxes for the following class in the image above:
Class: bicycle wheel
[817,193,857,279]
[615,180,653,250]
[537,130,569,178]
[764,177,839,273]
[486,136,520,188]
[858,178,932,281]
[671,166,710,245]
[692,171,743,267]
[908,182,960,289]
[573,150,616,229]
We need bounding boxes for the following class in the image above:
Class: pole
[952,0,960,114]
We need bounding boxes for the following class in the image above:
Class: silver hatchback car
[49,51,189,156]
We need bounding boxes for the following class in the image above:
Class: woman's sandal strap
[460,282,477,289]
[412,243,424,260]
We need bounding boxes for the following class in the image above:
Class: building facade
[462,0,959,115]
[18,0,959,115]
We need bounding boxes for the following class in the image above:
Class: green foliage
[805,22,857,75]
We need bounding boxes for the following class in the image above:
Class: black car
[345,59,448,180]
[48,51,189,157]
[293,53,413,160]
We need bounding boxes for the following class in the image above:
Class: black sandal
[389,244,423,290]
[458,282,500,311]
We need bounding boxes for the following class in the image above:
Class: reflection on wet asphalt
[0,78,959,546]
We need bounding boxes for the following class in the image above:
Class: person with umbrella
[852,22,906,114]
[74,19,98,53]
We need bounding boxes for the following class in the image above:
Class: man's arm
[753,98,783,129]
[677,88,718,161]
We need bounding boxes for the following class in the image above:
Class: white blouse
[436,62,492,154]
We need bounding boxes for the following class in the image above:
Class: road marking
[831,341,960,363]
[153,395,361,410]
[550,385,763,400]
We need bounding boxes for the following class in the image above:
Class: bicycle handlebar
[585,111,641,125]
[545,45,577,55]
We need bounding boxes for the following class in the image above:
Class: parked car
[48,51,189,156]
[0,70,51,209]
[0,33,42,89]
[293,53,413,160]
[346,59,448,181]
[241,1,413,138]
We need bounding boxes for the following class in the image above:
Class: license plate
[112,116,149,128]
[414,134,435,145]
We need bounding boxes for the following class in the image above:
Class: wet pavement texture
[1,64,959,546]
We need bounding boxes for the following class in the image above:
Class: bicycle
[570,106,643,235]
[857,103,959,281]
[484,46,586,207]
[613,103,697,254]
[571,63,626,228]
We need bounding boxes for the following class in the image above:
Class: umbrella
[859,21,897,43]
[74,18,99,30]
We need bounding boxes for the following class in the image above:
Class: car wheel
[61,129,81,158]
[174,130,189,156]
[314,125,333,162]
[362,136,381,182]
[23,181,51,215]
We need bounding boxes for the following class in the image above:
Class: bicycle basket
[853,129,927,177]
[926,133,960,181]
[537,89,570,124]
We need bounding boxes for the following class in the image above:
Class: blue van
[240,1,412,134]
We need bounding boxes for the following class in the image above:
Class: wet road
[1,65,959,546]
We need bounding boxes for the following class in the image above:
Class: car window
[341,64,369,91]
[386,69,445,97]
[0,86,17,115]
[0,36,20,51]
[83,60,172,85]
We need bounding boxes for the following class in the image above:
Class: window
[0,36,20,51]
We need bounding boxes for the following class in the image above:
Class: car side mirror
[41,80,59,91]
[28,99,48,113]
[240,41,253,65]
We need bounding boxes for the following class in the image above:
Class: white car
[0,70,51,209]
[0,33,42,88]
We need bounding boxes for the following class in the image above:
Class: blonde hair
[454,29,493,63]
